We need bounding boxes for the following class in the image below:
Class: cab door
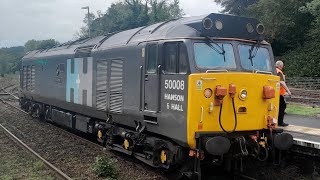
[144,43,160,112]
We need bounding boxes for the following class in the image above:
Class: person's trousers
[278,95,286,125]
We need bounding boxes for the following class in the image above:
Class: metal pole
[82,6,91,38]
[87,7,91,38]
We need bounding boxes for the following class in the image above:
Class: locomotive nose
[205,136,231,155]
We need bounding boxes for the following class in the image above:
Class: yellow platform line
[282,125,320,136]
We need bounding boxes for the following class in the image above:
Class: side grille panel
[110,60,123,114]
[96,60,108,111]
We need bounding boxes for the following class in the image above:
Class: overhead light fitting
[203,18,213,30]
[256,23,265,34]
[215,20,223,30]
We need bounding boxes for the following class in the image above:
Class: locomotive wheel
[33,106,40,118]
[21,101,29,111]
[44,108,51,121]
[27,104,34,116]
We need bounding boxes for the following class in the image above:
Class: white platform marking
[282,125,320,136]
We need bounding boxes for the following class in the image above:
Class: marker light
[204,88,213,98]
[239,89,248,100]
[215,20,223,30]
[263,86,275,99]
[203,18,213,30]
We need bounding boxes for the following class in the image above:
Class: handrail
[255,70,272,75]
[206,69,228,73]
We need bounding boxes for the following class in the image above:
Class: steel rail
[0,98,28,114]
[0,124,72,180]
[1,87,19,100]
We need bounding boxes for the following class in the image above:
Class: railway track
[0,84,19,102]
[0,92,259,180]
[0,84,304,180]
[0,94,167,180]
[0,85,73,180]
[0,92,102,149]
[0,123,72,180]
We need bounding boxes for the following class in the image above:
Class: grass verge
[286,103,320,116]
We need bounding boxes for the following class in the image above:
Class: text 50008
[164,80,184,90]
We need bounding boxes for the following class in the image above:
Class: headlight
[204,88,213,98]
[239,89,247,100]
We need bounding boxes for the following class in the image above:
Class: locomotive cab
[141,13,294,177]
[177,14,294,177]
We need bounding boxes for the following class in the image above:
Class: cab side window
[179,44,188,74]
[146,44,158,74]
[164,42,189,74]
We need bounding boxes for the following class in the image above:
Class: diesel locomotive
[19,13,293,179]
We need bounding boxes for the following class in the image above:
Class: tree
[149,0,183,23]
[77,0,184,38]
[216,0,313,56]
[301,0,320,40]
[76,13,96,38]
[0,46,25,74]
[245,0,313,55]
[24,39,59,52]
[214,0,258,15]
[283,0,320,77]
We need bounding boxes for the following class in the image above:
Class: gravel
[0,75,167,180]
[0,128,56,179]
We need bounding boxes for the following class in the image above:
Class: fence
[285,77,320,105]
[286,77,320,90]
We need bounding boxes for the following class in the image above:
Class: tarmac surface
[282,114,320,149]
[284,114,320,129]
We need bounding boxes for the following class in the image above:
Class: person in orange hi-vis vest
[276,60,292,126]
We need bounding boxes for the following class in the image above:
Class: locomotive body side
[19,13,294,179]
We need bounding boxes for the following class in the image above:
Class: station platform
[282,114,320,150]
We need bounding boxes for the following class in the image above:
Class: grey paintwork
[20,13,274,146]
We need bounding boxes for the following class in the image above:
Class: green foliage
[32,161,45,171]
[24,39,59,52]
[300,0,320,40]
[78,0,184,38]
[92,155,118,178]
[216,0,320,76]
[0,39,59,75]
[282,40,320,77]
[244,0,313,56]
[0,46,25,74]
[286,104,320,116]
[76,13,96,38]
[214,0,258,15]
[280,0,320,77]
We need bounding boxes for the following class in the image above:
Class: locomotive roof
[22,13,264,60]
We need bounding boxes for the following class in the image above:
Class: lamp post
[81,6,91,38]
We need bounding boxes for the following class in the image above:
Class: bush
[281,40,320,77]
[92,155,118,179]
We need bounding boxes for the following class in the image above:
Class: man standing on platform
[276,60,292,127]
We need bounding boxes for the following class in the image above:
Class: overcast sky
[0,0,221,48]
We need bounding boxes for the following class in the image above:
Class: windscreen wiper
[205,36,226,62]
[248,40,261,66]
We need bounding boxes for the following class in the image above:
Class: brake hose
[218,98,238,133]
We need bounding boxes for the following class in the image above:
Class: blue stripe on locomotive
[66,59,79,104]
